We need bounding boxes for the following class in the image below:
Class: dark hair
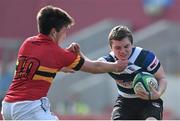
[37,5,74,35]
[108,25,133,47]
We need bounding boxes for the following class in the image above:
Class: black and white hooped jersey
[98,47,161,98]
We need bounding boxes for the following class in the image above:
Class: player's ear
[49,28,57,36]
[49,28,58,42]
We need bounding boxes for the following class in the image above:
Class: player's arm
[136,50,167,100]
[151,65,167,100]
[80,59,128,74]
[61,55,128,73]
[145,51,167,100]
[63,56,128,74]
[64,43,128,73]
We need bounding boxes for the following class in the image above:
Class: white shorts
[1,97,59,120]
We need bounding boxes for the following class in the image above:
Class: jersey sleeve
[56,48,84,71]
[143,50,161,74]
[67,54,85,71]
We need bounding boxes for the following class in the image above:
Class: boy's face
[111,37,133,60]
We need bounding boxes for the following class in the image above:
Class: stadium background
[0,0,180,120]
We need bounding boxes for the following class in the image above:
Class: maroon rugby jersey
[4,34,84,102]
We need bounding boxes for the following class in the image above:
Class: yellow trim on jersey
[33,75,53,83]
[38,66,58,73]
[32,66,58,83]
[67,55,81,69]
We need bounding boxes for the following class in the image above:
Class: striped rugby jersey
[98,47,161,98]
[4,34,84,102]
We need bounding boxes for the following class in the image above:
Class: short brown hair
[37,5,74,35]
[108,25,133,47]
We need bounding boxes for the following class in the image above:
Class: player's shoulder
[131,46,160,71]
[21,35,40,47]
[25,35,37,42]
[19,36,35,48]
[132,46,156,57]
[133,46,152,53]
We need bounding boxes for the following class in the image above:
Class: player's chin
[119,57,128,60]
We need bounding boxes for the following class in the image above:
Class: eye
[124,44,130,48]
[114,46,121,50]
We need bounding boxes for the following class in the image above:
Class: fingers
[115,60,128,72]
[73,44,80,53]
[149,84,158,92]
[149,85,160,100]
[67,43,80,53]
[136,85,160,100]
[136,91,150,100]
[71,43,80,53]
[116,60,128,66]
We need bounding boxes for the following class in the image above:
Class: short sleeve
[55,48,84,71]
[143,51,161,74]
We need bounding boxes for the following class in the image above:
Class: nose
[119,48,126,54]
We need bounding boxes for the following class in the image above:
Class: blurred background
[0,0,180,120]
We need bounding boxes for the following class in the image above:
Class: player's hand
[149,85,161,100]
[60,67,75,73]
[136,90,150,100]
[136,85,161,100]
[114,60,128,72]
[67,42,80,54]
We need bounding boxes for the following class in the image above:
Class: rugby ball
[133,72,158,95]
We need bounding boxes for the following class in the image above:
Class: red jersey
[4,34,84,102]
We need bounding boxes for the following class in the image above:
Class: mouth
[120,55,127,58]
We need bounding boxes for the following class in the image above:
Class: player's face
[111,37,133,60]
[56,27,68,44]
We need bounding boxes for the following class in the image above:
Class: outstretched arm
[80,59,128,74]
[65,42,128,74]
